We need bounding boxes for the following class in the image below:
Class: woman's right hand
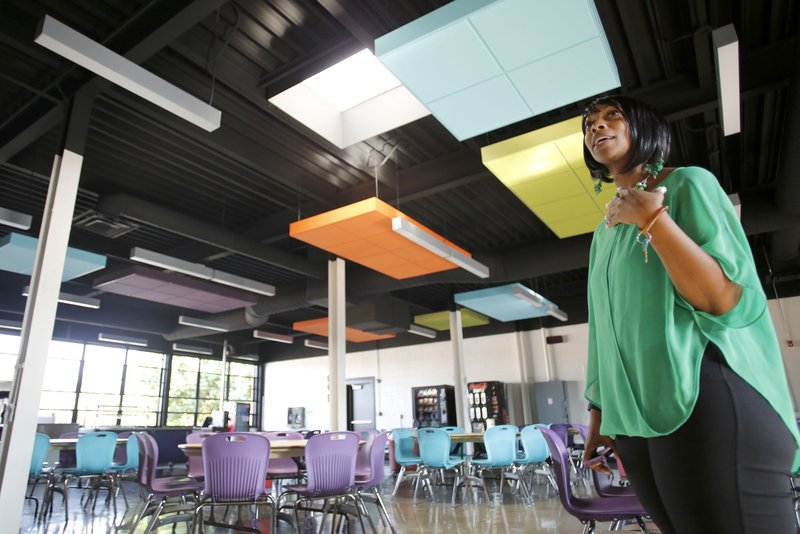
[583,407,616,475]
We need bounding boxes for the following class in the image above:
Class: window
[40,340,83,424]
[121,350,164,426]
[228,361,258,428]
[0,334,19,383]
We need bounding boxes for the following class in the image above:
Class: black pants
[615,344,796,534]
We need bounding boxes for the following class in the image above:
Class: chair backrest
[520,425,549,463]
[113,431,133,464]
[359,431,390,487]
[263,431,303,475]
[203,433,270,501]
[136,432,159,489]
[186,431,215,478]
[440,426,465,453]
[548,423,572,447]
[76,431,118,474]
[482,425,518,467]
[391,428,418,463]
[30,433,50,477]
[417,428,452,468]
[355,429,378,473]
[304,431,359,496]
[115,433,140,470]
[539,427,580,512]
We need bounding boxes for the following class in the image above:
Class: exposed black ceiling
[0,0,798,361]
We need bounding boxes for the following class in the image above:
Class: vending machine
[411,385,457,428]
[468,381,509,432]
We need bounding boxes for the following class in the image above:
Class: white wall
[263,295,800,432]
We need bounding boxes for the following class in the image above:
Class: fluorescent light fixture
[408,324,436,339]
[34,15,221,131]
[0,206,32,230]
[97,333,148,347]
[130,247,276,296]
[511,286,544,307]
[269,49,430,149]
[22,286,101,309]
[712,24,740,136]
[172,342,214,355]
[391,216,489,278]
[178,315,229,332]
[304,339,328,350]
[0,319,22,331]
[253,330,294,344]
[547,307,568,322]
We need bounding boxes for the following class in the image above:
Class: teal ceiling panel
[454,283,557,322]
[0,233,106,281]
[375,0,619,141]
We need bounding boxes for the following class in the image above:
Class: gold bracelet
[636,206,668,263]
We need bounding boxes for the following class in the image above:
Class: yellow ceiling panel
[414,309,490,331]
[549,212,607,239]
[482,115,611,239]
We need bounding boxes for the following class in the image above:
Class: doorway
[346,377,376,432]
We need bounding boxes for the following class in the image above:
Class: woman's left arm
[609,186,742,316]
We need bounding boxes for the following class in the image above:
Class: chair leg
[392,466,406,496]
[372,487,395,533]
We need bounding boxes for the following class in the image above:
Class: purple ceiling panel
[93,265,259,312]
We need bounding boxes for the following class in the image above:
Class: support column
[515,329,533,423]
[328,258,346,431]
[449,309,470,431]
[0,150,84,531]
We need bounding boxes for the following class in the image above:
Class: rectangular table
[179,439,307,459]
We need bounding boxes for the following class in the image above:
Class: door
[346,377,376,432]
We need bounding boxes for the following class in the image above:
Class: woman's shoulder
[663,166,722,194]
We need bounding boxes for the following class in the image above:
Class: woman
[580,95,800,533]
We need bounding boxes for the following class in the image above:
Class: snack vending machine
[468,381,509,432]
[412,385,457,428]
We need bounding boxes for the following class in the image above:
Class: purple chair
[355,429,378,476]
[354,431,395,533]
[572,424,636,498]
[193,433,273,533]
[263,431,304,490]
[539,427,650,534]
[130,433,202,533]
[279,431,365,532]
[185,431,215,479]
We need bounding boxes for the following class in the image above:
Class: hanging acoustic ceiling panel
[289,197,485,279]
[454,283,564,322]
[375,0,619,140]
[93,265,258,313]
[292,317,397,343]
[481,115,615,238]
[413,309,490,331]
[0,232,106,281]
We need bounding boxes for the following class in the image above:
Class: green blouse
[585,166,800,472]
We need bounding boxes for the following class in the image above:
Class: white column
[449,310,470,430]
[515,329,533,423]
[328,258,346,431]
[0,151,84,532]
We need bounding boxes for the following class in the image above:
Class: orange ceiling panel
[289,197,472,279]
[293,317,397,343]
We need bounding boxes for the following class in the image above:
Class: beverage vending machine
[412,385,457,428]
[468,381,509,432]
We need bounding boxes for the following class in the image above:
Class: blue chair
[391,428,422,496]
[45,431,119,517]
[416,428,471,505]
[27,433,50,519]
[109,433,140,507]
[516,425,556,496]
[439,426,466,458]
[472,425,530,502]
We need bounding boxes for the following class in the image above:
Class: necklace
[594,159,664,195]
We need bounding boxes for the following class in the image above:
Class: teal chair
[27,433,51,519]
[516,424,556,496]
[391,428,422,496]
[439,426,467,458]
[472,425,530,502]
[416,428,470,505]
[109,433,140,507]
[45,431,119,517]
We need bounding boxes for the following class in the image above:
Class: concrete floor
[19,468,653,533]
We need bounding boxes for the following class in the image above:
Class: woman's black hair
[582,95,671,183]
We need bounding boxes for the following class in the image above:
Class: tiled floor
[19,470,650,533]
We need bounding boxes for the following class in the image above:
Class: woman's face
[584,103,631,172]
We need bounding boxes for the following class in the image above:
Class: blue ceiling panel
[454,283,557,322]
[0,233,106,281]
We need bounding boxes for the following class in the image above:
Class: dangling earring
[593,181,603,195]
